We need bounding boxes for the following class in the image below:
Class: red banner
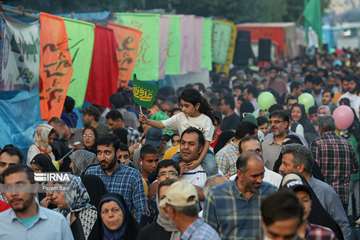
[85,25,118,107]
[39,13,73,120]
[107,22,142,89]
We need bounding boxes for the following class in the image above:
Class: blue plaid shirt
[181,218,220,240]
[203,180,277,240]
[85,164,146,222]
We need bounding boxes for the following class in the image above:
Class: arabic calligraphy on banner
[39,13,73,120]
[107,22,142,88]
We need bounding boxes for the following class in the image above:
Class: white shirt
[181,165,207,188]
[229,167,282,188]
[339,92,360,118]
[162,112,215,141]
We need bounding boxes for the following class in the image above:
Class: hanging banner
[39,13,73,120]
[115,13,160,81]
[159,16,170,79]
[180,15,196,74]
[192,17,203,73]
[212,20,232,64]
[85,25,118,107]
[64,18,95,108]
[107,22,142,88]
[165,15,181,75]
[201,18,213,70]
[1,17,40,91]
[215,21,237,75]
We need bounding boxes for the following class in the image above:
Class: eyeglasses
[101,207,121,215]
[83,134,94,138]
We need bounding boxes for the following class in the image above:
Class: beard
[100,157,117,171]
[9,195,34,213]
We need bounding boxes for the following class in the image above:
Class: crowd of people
[0,49,360,239]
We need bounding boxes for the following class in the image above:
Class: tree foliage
[4,0,330,23]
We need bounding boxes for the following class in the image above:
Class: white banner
[1,17,40,90]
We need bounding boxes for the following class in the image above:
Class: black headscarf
[88,193,138,240]
[290,104,318,145]
[214,130,236,154]
[30,153,58,172]
[80,175,108,208]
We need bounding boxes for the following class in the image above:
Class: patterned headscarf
[63,174,93,213]
[34,124,53,153]
[69,150,97,175]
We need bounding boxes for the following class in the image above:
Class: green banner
[201,18,213,70]
[64,18,95,107]
[115,13,160,81]
[132,79,159,109]
[165,15,182,75]
[212,20,232,64]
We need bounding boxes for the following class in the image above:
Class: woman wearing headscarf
[27,124,56,166]
[69,150,98,176]
[49,174,97,240]
[88,193,138,240]
[290,104,318,145]
[137,179,180,240]
[30,153,58,173]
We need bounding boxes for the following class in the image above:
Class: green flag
[303,0,322,45]
[64,18,95,107]
[201,18,213,70]
[115,13,160,81]
[165,15,182,75]
[132,79,159,109]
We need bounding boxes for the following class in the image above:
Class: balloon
[257,92,276,110]
[332,105,354,130]
[298,93,315,113]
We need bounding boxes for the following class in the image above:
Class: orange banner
[39,13,73,120]
[107,22,142,89]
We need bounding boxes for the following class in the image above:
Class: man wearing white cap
[160,181,220,240]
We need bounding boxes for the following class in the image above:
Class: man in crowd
[261,190,304,240]
[321,88,336,112]
[216,121,258,177]
[0,145,23,175]
[279,143,352,239]
[48,117,82,148]
[219,95,241,131]
[178,127,207,188]
[231,136,282,188]
[243,85,259,110]
[82,105,109,138]
[311,116,358,207]
[85,134,146,222]
[339,75,360,117]
[139,144,160,197]
[160,181,221,240]
[204,152,276,239]
[105,109,140,146]
[0,165,73,239]
[262,110,305,170]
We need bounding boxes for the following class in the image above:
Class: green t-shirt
[17,215,39,228]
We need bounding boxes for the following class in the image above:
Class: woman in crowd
[30,153,58,173]
[69,150,97,176]
[81,174,108,208]
[49,174,98,240]
[82,126,97,154]
[290,103,318,145]
[140,88,216,175]
[89,193,138,240]
[27,124,56,166]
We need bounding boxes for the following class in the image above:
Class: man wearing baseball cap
[282,173,337,240]
[159,181,220,240]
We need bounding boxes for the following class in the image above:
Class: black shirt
[137,221,172,240]
[220,112,241,131]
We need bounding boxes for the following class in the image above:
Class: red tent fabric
[85,25,118,107]
[0,200,10,212]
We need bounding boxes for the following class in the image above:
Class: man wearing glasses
[262,110,306,170]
